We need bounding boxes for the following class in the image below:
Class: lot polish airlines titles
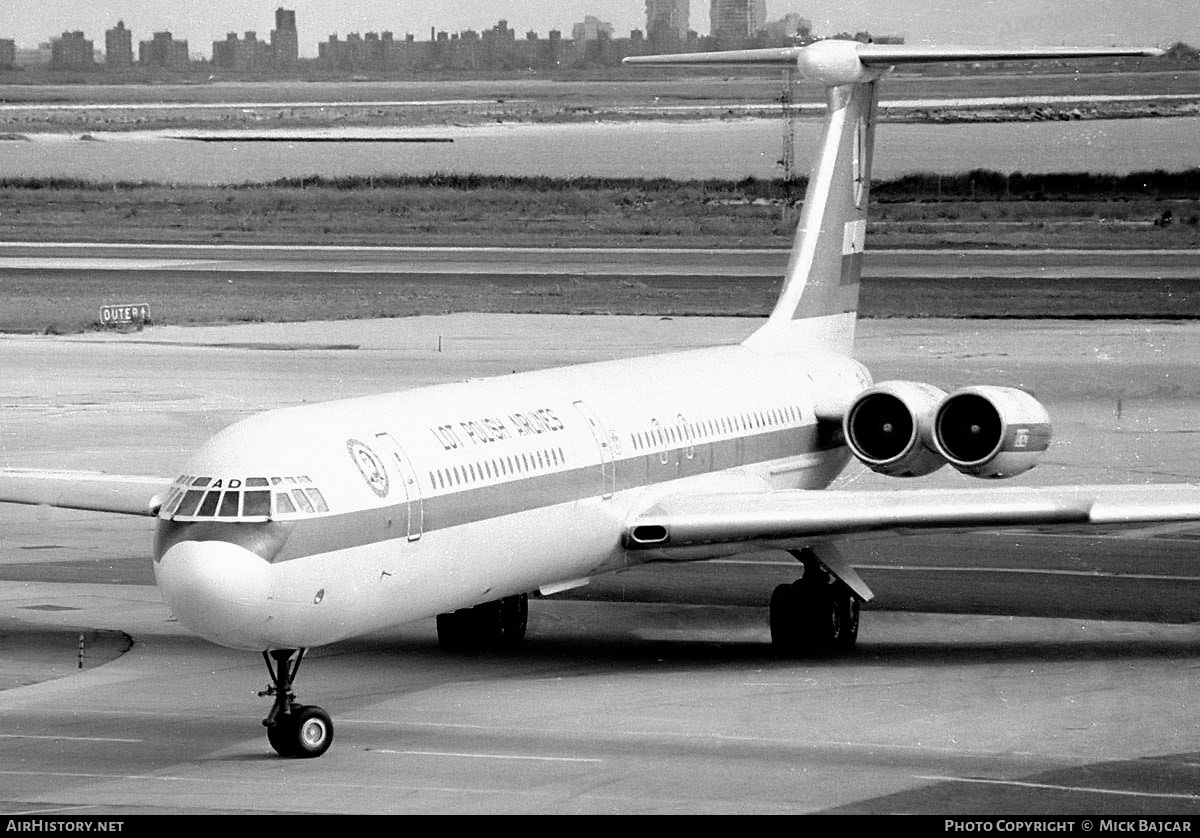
[430,407,565,451]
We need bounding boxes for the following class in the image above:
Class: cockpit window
[243,491,271,517]
[159,475,331,521]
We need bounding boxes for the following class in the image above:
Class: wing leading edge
[622,44,1163,69]
[624,484,1200,551]
[0,469,167,517]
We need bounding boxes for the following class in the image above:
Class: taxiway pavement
[2,314,1200,814]
[1,242,1197,281]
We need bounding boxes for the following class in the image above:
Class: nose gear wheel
[260,649,334,758]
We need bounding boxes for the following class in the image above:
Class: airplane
[2,39,1196,759]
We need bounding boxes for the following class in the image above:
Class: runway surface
[2,314,1200,814]
[1,242,1197,281]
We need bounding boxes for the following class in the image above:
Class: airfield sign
[100,303,150,327]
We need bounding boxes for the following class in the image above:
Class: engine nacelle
[844,381,947,477]
[932,386,1051,478]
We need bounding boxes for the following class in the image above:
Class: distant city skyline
[4,1,1196,57]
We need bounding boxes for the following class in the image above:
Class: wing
[623,44,1161,68]
[0,469,168,517]
[625,484,1200,552]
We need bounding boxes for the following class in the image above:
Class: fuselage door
[572,399,615,499]
[677,413,694,461]
[375,432,424,541]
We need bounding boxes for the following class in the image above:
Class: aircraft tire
[770,580,858,658]
[833,588,861,655]
[267,715,298,758]
[437,594,528,652]
[436,609,475,651]
[769,582,805,657]
[267,705,334,759]
[491,593,528,649]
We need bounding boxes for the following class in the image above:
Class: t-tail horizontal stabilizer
[624,42,1162,354]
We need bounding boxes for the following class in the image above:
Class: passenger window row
[161,474,330,521]
[429,446,565,491]
[629,405,803,452]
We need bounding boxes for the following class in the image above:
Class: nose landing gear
[261,649,333,758]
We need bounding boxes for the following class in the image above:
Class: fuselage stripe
[269,423,841,562]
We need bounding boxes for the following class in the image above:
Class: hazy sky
[5,1,1196,56]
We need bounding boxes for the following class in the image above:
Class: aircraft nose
[155,540,272,650]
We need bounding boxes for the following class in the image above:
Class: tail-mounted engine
[843,381,947,477]
[932,385,1051,479]
[844,381,1051,479]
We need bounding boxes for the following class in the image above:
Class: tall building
[709,0,766,47]
[645,0,689,48]
[572,16,614,65]
[140,31,189,69]
[105,21,133,68]
[17,43,54,66]
[271,7,299,67]
[761,13,812,43]
[213,32,271,71]
[50,31,95,69]
[571,15,613,43]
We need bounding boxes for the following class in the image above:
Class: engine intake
[844,381,946,477]
[932,386,1051,478]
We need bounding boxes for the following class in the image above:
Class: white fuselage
[152,339,870,651]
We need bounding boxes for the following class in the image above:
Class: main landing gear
[769,547,862,658]
[436,593,528,653]
[261,649,333,758]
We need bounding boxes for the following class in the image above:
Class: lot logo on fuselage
[347,439,389,497]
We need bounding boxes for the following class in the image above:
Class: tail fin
[751,73,876,354]
[625,42,1162,355]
